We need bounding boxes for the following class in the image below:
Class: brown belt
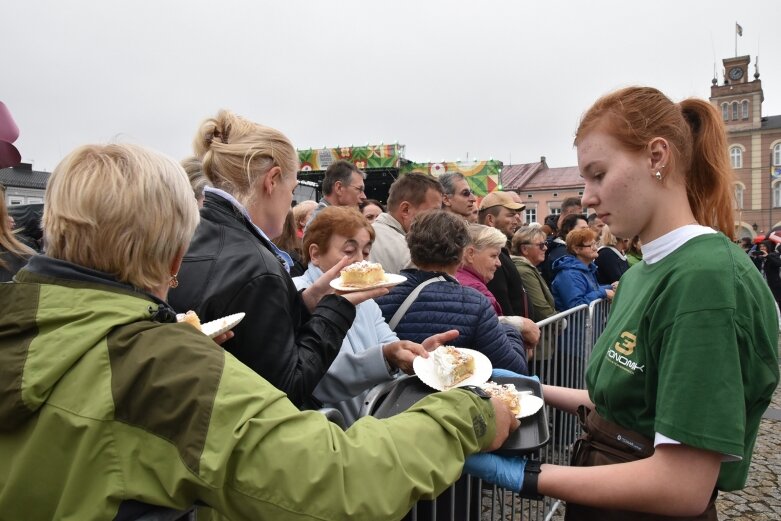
[565,406,719,521]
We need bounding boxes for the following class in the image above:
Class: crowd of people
[0,85,778,521]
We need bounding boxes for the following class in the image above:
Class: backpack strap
[388,276,446,330]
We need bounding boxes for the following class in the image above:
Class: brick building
[710,54,781,239]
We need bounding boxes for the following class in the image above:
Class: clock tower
[709,55,763,130]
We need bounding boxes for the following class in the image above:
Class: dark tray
[367,375,549,455]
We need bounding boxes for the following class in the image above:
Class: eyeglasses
[348,184,366,193]
[522,241,547,249]
[458,189,474,197]
[578,243,597,249]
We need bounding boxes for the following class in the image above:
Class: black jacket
[595,246,629,285]
[486,247,531,318]
[169,193,356,408]
[539,239,567,287]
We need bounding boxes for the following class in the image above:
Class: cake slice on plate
[339,260,386,287]
[431,346,475,389]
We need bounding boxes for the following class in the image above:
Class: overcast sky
[3,0,780,173]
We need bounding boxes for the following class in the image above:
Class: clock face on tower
[729,67,744,81]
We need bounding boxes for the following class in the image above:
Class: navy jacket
[376,269,528,375]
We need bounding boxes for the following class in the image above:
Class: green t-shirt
[586,233,779,491]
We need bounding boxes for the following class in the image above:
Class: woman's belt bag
[565,406,718,521]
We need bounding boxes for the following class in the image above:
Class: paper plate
[329,273,406,292]
[517,393,545,419]
[200,312,246,339]
[413,348,493,391]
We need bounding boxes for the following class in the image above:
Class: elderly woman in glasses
[510,226,557,322]
[551,228,615,311]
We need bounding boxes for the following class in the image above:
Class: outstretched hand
[464,453,527,491]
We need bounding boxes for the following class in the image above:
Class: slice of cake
[177,310,202,331]
[431,346,475,389]
[340,260,386,287]
[481,381,521,416]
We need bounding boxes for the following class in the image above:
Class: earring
[169,274,179,288]
[655,171,662,181]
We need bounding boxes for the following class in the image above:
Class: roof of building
[501,159,547,190]
[762,115,781,130]
[522,166,583,190]
[0,163,50,190]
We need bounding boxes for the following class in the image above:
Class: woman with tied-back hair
[168,110,387,408]
[594,224,630,285]
[0,185,35,281]
[464,86,779,520]
[180,156,210,207]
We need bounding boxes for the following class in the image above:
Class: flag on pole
[736,22,743,36]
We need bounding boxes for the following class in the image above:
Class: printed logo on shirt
[607,331,644,374]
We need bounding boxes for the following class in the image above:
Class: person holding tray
[465,86,779,520]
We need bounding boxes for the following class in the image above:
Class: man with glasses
[307,160,367,228]
[439,172,477,220]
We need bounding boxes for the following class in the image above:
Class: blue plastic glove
[491,368,540,382]
[463,453,526,491]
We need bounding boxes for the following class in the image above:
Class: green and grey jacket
[0,256,496,520]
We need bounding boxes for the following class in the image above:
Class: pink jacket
[455,266,503,316]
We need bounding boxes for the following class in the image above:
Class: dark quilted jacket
[376,269,528,375]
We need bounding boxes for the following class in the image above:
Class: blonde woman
[0,186,35,281]
[456,223,508,315]
[595,224,630,285]
[169,110,386,408]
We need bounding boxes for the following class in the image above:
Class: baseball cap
[479,191,525,211]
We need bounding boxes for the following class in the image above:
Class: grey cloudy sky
[3,0,780,173]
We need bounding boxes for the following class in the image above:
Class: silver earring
[655,171,662,181]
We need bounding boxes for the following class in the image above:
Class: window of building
[8,196,24,205]
[734,184,744,210]
[730,146,743,169]
[741,100,749,120]
[525,207,537,224]
[774,180,781,208]
[774,143,781,166]
[721,103,729,121]
[732,102,739,120]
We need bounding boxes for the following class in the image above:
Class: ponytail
[679,99,736,240]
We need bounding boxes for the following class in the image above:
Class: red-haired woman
[466,86,779,520]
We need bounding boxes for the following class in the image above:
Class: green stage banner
[298,144,402,172]
[401,160,504,197]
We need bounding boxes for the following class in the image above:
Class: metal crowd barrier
[398,298,611,521]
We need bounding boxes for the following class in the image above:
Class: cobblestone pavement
[715,362,781,521]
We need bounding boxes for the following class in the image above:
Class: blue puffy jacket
[376,269,528,375]
[550,255,611,310]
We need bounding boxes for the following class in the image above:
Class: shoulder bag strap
[388,276,446,330]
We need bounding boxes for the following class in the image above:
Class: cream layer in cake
[340,260,386,287]
[431,346,475,389]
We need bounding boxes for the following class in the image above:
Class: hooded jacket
[550,254,611,311]
[0,255,497,520]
